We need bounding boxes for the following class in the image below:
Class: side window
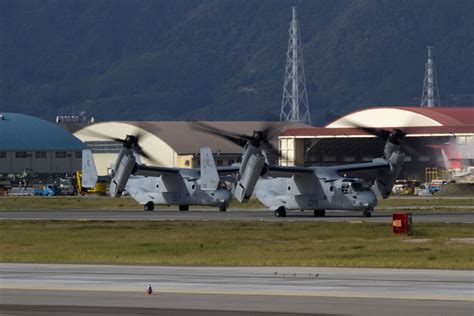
[341,183,350,194]
[329,186,334,192]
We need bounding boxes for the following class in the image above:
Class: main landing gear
[363,209,372,217]
[219,203,227,212]
[179,205,189,211]
[314,210,326,217]
[274,206,287,217]
[144,201,154,211]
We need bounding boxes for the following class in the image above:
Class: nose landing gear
[274,206,287,217]
[363,209,372,217]
[314,210,326,217]
[144,201,155,211]
[219,203,227,212]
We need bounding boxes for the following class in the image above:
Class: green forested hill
[0,0,472,125]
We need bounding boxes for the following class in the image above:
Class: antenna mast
[420,46,440,107]
[280,6,311,124]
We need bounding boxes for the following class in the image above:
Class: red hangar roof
[280,107,474,138]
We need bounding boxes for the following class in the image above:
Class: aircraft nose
[367,193,377,207]
[360,192,377,208]
[215,190,232,202]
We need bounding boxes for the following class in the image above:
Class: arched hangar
[0,113,86,174]
[279,107,474,180]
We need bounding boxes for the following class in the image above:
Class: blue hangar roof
[0,113,87,150]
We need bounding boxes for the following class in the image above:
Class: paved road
[1,264,472,315]
[0,208,473,223]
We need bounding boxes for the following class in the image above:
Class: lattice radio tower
[420,46,440,107]
[280,6,311,125]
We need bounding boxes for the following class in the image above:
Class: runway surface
[0,209,474,223]
[1,208,473,222]
[1,264,473,315]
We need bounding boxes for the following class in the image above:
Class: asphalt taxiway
[0,208,473,223]
[1,264,473,315]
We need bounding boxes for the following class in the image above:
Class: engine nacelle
[109,153,136,197]
[239,144,263,176]
[383,142,400,160]
[234,153,265,203]
[373,151,405,199]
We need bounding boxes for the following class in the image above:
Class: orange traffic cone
[146,284,153,295]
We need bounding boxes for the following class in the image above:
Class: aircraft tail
[200,147,219,191]
[81,149,98,188]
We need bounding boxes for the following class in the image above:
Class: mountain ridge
[0,0,472,125]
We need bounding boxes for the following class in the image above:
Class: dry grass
[1,220,472,269]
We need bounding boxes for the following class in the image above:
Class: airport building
[279,107,474,181]
[74,121,309,175]
[0,113,87,175]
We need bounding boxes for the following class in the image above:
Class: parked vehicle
[34,184,61,196]
[76,171,107,195]
[427,180,447,194]
[59,178,75,195]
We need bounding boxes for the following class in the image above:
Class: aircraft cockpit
[340,179,371,194]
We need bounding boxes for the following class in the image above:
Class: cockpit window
[351,182,364,192]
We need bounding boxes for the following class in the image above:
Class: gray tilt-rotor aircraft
[191,122,406,217]
[82,133,232,212]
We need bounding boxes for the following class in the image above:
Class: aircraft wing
[263,158,389,178]
[134,165,181,177]
[330,158,390,174]
[216,166,240,175]
[264,165,315,178]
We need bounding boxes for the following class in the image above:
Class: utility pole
[280,6,311,125]
[420,46,440,107]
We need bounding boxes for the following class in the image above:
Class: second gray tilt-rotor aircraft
[191,122,406,217]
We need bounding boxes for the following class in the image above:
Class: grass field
[0,196,472,210]
[1,220,472,269]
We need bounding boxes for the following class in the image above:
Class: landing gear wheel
[144,201,154,211]
[314,210,326,217]
[274,207,286,218]
[179,205,189,211]
[363,210,372,217]
[219,204,227,212]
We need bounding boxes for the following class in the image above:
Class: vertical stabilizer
[81,149,98,188]
[200,147,219,191]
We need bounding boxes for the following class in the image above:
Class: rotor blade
[133,146,158,163]
[189,122,250,147]
[133,130,146,143]
[402,143,421,159]
[388,128,406,145]
[305,139,322,154]
[261,139,282,158]
[340,118,394,141]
